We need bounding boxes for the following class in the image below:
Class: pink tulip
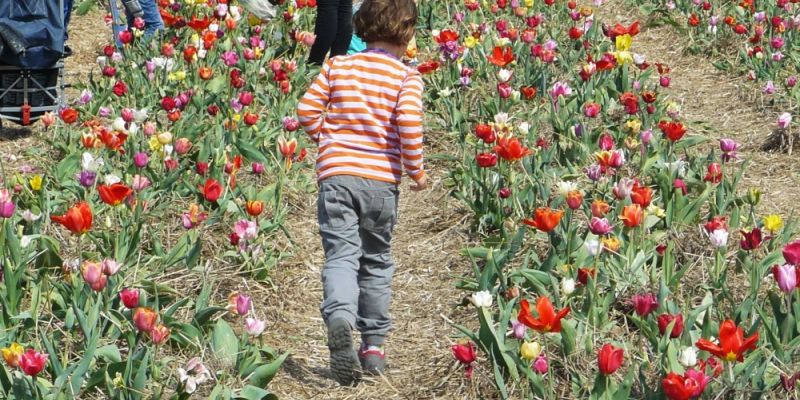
[133,152,149,168]
[588,217,614,235]
[102,259,121,276]
[778,112,792,129]
[0,189,15,218]
[773,264,797,293]
[238,91,254,106]
[228,293,251,316]
[132,175,151,191]
[533,354,548,374]
[81,262,107,291]
[584,102,601,118]
[174,138,192,155]
[282,117,299,132]
[245,317,266,336]
[121,108,135,123]
[19,349,47,376]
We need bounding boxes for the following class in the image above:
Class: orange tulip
[150,324,171,344]
[566,190,583,210]
[518,297,570,333]
[523,207,564,232]
[619,204,643,228]
[132,307,158,333]
[630,183,653,207]
[198,67,213,80]
[50,202,93,235]
[98,183,133,206]
[487,46,515,67]
[696,320,758,362]
[591,199,610,217]
[246,200,264,217]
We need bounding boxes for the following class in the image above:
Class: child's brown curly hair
[353,0,418,47]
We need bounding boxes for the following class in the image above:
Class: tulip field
[0,0,799,398]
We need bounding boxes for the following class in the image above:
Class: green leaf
[245,353,288,388]
[186,236,203,269]
[96,345,122,363]
[212,319,240,366]
[237,385,275,400]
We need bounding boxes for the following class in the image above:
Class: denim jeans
[318,176,399,346]
[63,0,74,39]
[126,0,164,36]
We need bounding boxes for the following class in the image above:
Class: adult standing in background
[308,0,353,65]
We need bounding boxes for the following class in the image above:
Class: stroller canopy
[0,0,66,69]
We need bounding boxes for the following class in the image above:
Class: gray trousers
[318,175,398,346]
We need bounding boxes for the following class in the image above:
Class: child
[296,0,426,385]
[308,0,354,65]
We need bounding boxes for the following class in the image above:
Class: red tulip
[476,152,498,168]
[19,349,47,376]
[657,313,684,338]
[494,136,532,162]
[630,293,658,317]
[451,342,477,378]
[739,228,763,251]
[630,182,653,207]
[119,288,140,308]
[487,46,515,67]
[200,179,222,203]
[51,202,93,235]
[695,319,758,362]
[517,297,570,333]
[662,369,711,400]
[597,343,624,375]
[98,183,133,206]
[60,107,78,124]
[112,80,128,96]
[659,121,687,142]
[783,241,800,265]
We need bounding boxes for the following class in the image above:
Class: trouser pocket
[360,195,397,232]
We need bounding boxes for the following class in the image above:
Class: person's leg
[355,182,398,374]
[63,0,74,35]
[318,177,363,385]
[308,0,339,65]
[330,0,353,57]
[138,0,164,37]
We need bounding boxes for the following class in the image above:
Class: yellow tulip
[464,36,479,49]
[520,341,542,361]
[29,175,43,191]
[763,214,783,234]
[1,343,23,368]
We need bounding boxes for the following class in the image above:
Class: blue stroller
[0,0,68,127]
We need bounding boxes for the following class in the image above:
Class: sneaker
[327,318,362,386]
[359,345,386,375]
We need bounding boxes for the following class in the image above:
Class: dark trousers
[308,0,353,65]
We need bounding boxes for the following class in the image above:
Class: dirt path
[598,4,800,215]
[265,176,482,399]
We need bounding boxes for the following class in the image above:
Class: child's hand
[410,175,428,191]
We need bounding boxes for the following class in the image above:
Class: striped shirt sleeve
[297,59,332,143]
[396,71,425,181]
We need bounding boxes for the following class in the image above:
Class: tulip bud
[498,187,512,199]
[119,288,140,308]
[174,138,192,155]
[533,354,548,374]
[133,152,149,168]
[520,341,542,360]
[746,188,762,206]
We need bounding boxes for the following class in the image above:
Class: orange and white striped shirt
[297,52,425,184]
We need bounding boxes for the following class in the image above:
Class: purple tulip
[78,170,97,187]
